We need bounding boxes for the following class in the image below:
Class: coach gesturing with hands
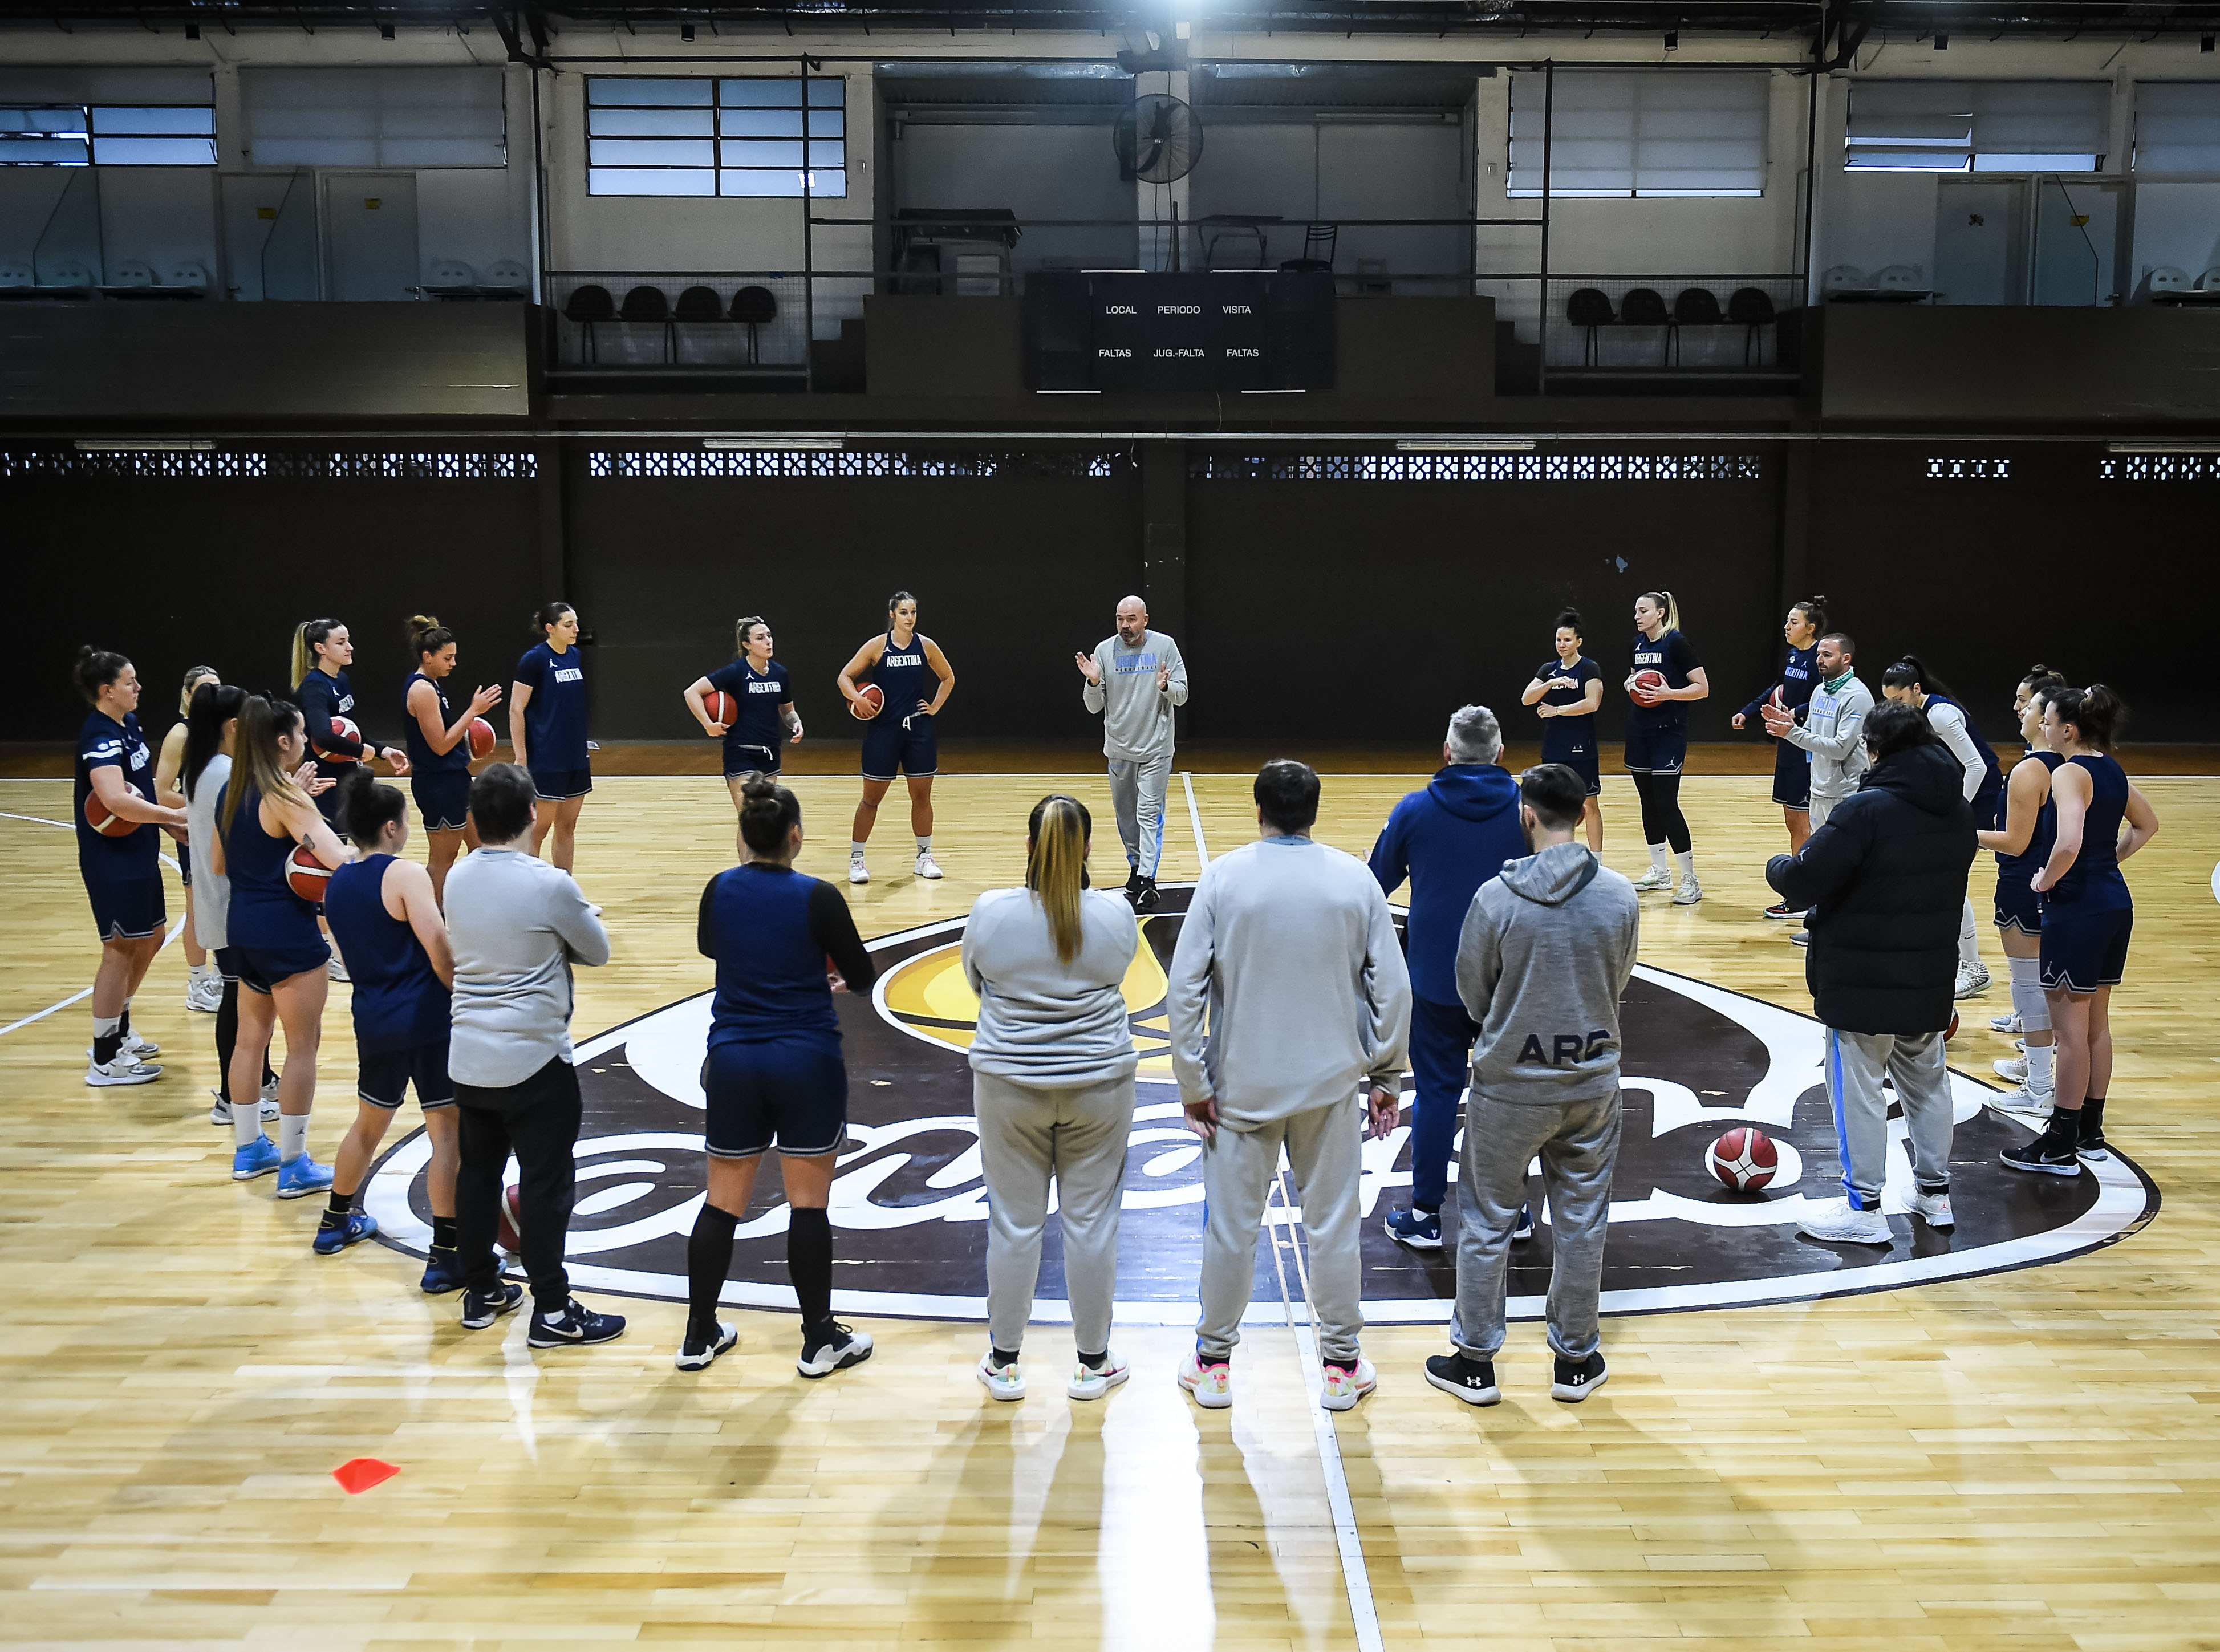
[1078,595,1187,912]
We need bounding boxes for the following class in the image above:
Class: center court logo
[364,887,2156,1325]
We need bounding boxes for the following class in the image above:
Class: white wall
[2129,181,2220,286]
[890,121,1133,273]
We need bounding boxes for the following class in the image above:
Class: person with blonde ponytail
[961,794,1141,1402]
[1622,589,1708,903]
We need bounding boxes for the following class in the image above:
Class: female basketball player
[73,647,187,1087]
[211,696,346,1196]
[684,615,802,813]
[182,683,279,1130]
[1977,674,2067,1115]
[403,615,503,905]
[1621,591,1708,903]
[292,619,411,811]
[509,600,590,872]
[837,591,955,886]
[681,777,878,1378]
[1521,609,1605,852]
[1989,663,2069,1040]
[314,768,463,1288]
[1881,656,2003,998]
[156,664,222,1013]
[1732,598,1825,882]
[2003,685,2158,1177]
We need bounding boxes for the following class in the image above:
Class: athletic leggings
[214,978,277,1103]
[1630,771,1692,854]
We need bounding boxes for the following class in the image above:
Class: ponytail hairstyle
[1554,607,1584,641]
[183,681,247,802]
[887,589,916,618]
[2051,683,2125,752]
[738,774,802,858]
[1026,793,1092,965]
[221,695,310,838]
[290,618,340,688]
[1864,700,1939,762]
[177,664,218,716]
[407,614,455,662]
[338,766,407,850]
[733,615,768,659]
[72,644,131,705]
[1637,590,1681,633]
[1792,594,1828,635]
[1881,654,1955,703]
[534,600,575,636]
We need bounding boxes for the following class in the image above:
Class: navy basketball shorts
[359,1032,456,1111]
[232,937,332,995]
[2039,901,2132,994]
[1771,738,1812,809]
[87,874,165,942]
[529,765,593,802]
[1544,749,1602,798]
[413,770,472,833]
[861,709,937,782]
[701,1036,849,1158]
[1993,867,2043,935]
[1622,725,1688,776]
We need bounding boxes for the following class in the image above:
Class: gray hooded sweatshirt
[1454,841,1640,1106]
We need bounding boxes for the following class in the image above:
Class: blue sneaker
[461,1281,525,1330]
[276,1153,335,1199]
[231,1136,281,1181]
[1513,1203,1537,1242]
[419,1247,466,1294]
[1383,1205,1443,1249]
[313,1210,378,1255]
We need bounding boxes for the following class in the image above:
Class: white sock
[1647,843,1670,873]
[2028,1040,2056,1094]
[849,840,867,858]
[233,1097,267,1148]
[2007,957,2053,1092]
[1958,900,1980,969]
[915,836,932,854]
[278,1113,309,1164]
[92,1012,121,1038]
[1674,851,1696,880]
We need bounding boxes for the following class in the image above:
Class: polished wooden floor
[2,766,2215,1650]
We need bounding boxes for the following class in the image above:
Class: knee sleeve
[2008,954,2051,1032]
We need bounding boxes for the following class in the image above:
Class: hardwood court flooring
[1,768,2215,1650]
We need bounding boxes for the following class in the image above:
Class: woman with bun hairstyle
[182,682,279,1131]
[837,590,956,886]
[684,614,802,813]
[681,777,878,1380]
[1733,598,1826,881]
[291,618,411,821]
[963,793,1141,1403]
[72,646,188,1087]
[1621,590,1708,903]
[155,664,222,1014]
[2002,685,2159,1178]
[1520,609,1605,852]
[509,600,590,872]
[210,695,346,1196]
[403,615,503,905]
[1881,654,2003,1000]
[1977,671,2068,1115]
[314,768,463,1284]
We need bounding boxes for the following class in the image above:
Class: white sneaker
[847,854,869,886]
[208,1088,281,1126]
[1672,875,1703,906]
[1320,1356,1379,1412]
[1990,1083,2055,1118]
[914,851,944,881]
[86,1057,163,1087]
[1953,961,1991,999]
[976,1351,1026,1401]
[1994,1055,2030,1082]
[186,974,223,1013]
[1176,1350,1232,1409]
[1911,1189,1955,1230]
[327,955,351,983]
[1067,1350,1131,1402]
[1630,865,1673,892]
[1797,1198,1891,1245]
[1988,1010,2022,1034]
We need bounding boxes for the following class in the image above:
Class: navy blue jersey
[514,640,589,768]
[1536,655,1602,764]
[297,668,363,783]
[1739,642,1819,723]
[2048,753,2132,911]
[865,630,933,722]
[707,658,793,765]
[1925,691,2004,823]
[698,863,876,1048]
[325,854,450,1053]
[402,671,469,776]
[74,709,160,880]
[1628,628,1701,731]
[221,782,321,949]
[1996,750,2062,872]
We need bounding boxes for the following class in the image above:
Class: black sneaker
[1132,877,1161,913]
[527,1298,628,1347]
[2077,1103,2111,1163]
[798,1320,875,1378]
[675,1320,738,1371]
[1551,1350,1609,1403]
[460,1281,524,1330]
[1124,865,1144,894]
[2000,1115,2084,1177]
[1423,1351,1501,1406]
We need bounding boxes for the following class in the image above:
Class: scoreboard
[1023,270,1335,393]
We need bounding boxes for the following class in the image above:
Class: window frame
[1508,70,1771,199]
[0,102,216,167]
[585,74,846,199]
[1845,80,2109,176]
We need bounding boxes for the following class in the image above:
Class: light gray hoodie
[961,886,1140,1086]
[1455,841,1640,1106]
[1081,629,1188,761]
[1783,669,1873,799]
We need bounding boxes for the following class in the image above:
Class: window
[242,68,505,168]
[0,103,214,165]
[586,76,845,197]
[1847,82,2107,173]
[2134,83,2220,174]
[1509,71,1768,197]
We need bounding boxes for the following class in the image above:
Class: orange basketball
[286,844,335,903]
[497,1183,523,1252]
[1630,669,1667,705]
[850,683,886,721]
[83,792,140,837]
[468,716,496,761]
[318,715,362,763]
[704,690,739,729]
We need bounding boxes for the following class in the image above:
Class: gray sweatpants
[1809,789,1849,831]
[1107,751,1174,879]
[1824,1026,1954,1211]
[1451,1090,1621,1363]
[973,1069,1137,1356]
[1196,1098,1364,1365]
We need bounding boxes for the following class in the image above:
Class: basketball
[704,690,738,728]
[851,683,886,721]
[468,716,496,760]
[497,1184,522,1252]
[286,844,335,902]
[1706,1126,1780,1192]
[318,715,361,762]
[1946,1010,1959,1041]
[82,792,139,837]
[1630,668,1668,705]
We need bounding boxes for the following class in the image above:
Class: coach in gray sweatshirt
[1426,762,1639,1410]
[1077,595,1188,911]
[1166,760,1410,1412]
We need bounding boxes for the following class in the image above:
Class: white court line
[1182,770,1207,864]
[0,809,188,1038]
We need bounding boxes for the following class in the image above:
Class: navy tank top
[2048,753,2131,910]
[1995,751,2061,875]
[869,630,932,721]
[325,854,449,1052]
[403,671,469,776]
[222,782,322,948]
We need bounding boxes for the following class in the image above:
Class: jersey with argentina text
[514,640,589,769]
[74,709,160,880]
[1536,655,1602,763]
[297,667,363,780]
[402,671,469,776]
[706,658,793,765]
[866,631,932,721]
[1628,628,1701,732]
[1739,641,1819,723]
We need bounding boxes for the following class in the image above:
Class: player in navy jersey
[1882,655,2006,999]
[402,615,503,906]
[509,600,591,872]
[291,618,411,821]
[680,777,879,1378]
[1978,673,2067,1115]
[155,664,223,1014]
[837,590,956,886]
[315,768,464,1283]
[2003,684,2159,1177]
[1520,608,1605,851]
[1621,590,1709,903]
[685,614,803,815]
[72,647,188,1087]
[1733,598,1826,875]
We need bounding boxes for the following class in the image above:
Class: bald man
[1077,596,1189,911]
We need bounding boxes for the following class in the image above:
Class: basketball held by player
[403,615,502,906]
[685,614,802,814]
[509,600,591,874]
[838,590,955,886]
[155,664,222,1014]
[1622,590,1708,903]
[1520,608,1604,853]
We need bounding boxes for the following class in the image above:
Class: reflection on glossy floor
[2,769,2215,1650]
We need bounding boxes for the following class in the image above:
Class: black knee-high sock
[214,979,241,1103]
[788,1207,833,1331]
[1653,773,1693,854]
[687,1203,740,1332]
